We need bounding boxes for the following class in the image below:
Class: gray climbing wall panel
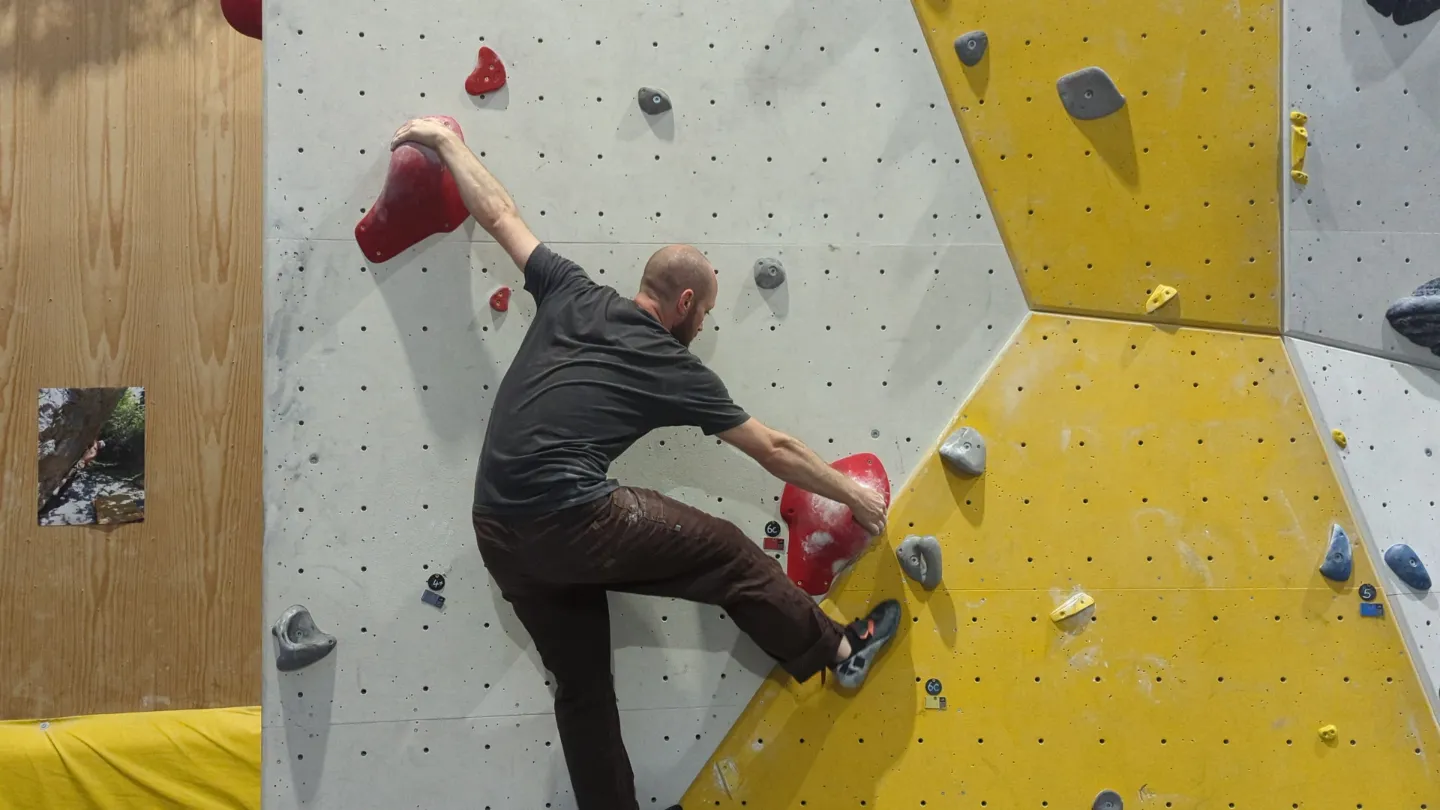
[1288,338,1440,726]
[1285,0,1440,367]
[261,1,1027,806]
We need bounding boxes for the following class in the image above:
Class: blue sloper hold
[1319,523,1353,581]
[1384,544,1432,591]
[1056,66,1126,120]
[1385,277,1440,355]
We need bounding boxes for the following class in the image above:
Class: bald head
[635,245,717,346]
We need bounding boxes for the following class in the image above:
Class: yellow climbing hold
[1291,110,1310,185]
[1318,724,1338,742]
[1049,592,1095,622]
[1332,429,1347,449]
[1144,285,1178,314]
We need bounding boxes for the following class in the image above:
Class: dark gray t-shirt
[473,245,750,515]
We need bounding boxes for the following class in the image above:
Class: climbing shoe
[831,599,902,690]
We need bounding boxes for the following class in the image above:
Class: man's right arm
[718,418,888,536]
[389,118,540,271]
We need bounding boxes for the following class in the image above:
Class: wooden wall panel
[0,0,262,718]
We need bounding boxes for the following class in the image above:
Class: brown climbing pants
[472,486,844,810]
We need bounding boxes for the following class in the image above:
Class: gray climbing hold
[272,605,337,672]
[1319,523,1353,582]
[1384,543,1432,591]
[897,534,943,589]
[954,31,988,67]
[939,427,986,477]
[754,258,786,290]
[638,87,672,115]
[1093,789,1123,810]
[1056,66,1126,120]
[1385,277,1440,355]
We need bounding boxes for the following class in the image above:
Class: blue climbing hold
[1318,523,1353,582]
[1384,543,1432,591]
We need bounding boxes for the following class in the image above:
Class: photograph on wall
[38,387,147,526]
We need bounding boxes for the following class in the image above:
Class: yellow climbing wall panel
[681,315,1440,809]
[912,1,1281,330]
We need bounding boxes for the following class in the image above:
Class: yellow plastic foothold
[1144,285,1178,314]
[1049,592,1095,622]
[1290,110,1309,184]
[1318,724,1338,742]
[1332,429,1347,449]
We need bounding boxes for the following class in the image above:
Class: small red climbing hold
[220,0,262,40]
[354,116,471,264]
[465,47,507,95]
[489,286,512,312]
[781,453,891,596]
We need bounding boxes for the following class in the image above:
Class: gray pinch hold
[1092,790,1123,810]
[272,604,338,672]
[954,31,988,67]
[1384,543,1432,591]
[940,426,986,476]
[1318,523,1353,582]
[1057,66,1126,120]
[638,87,672,115]
[1385,277,1440,355]
[897,534,943,589]
[754,257,786,290]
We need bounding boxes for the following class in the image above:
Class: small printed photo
[38,387,147,526]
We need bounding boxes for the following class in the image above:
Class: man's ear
[677,288,695,313]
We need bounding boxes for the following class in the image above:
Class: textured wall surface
[1285,1,1440,365]
[0,0,263,719]
[684,315,1440,809]
[260,1,1025,806]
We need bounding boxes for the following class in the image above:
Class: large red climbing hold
[781,453,891,596]
[489,286,511,312]
[220,0,262,40]
[354,116,471,264]
[465,47,507,95]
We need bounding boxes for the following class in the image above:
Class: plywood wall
[0,0,262,719]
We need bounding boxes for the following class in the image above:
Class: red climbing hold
[781,453,891,596]
[354,116,471,264]
[465,47,507,95]
[220,0,261,40]
[489,286,512,312]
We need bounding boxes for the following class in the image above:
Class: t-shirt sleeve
[523,244,591,304]
[665,356,751,435]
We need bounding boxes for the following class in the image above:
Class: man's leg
[507,587,638,810]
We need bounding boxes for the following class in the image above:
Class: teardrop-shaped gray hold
[940,427,986,476]
[638,87,672,115]
[1385,277,1440,355]
[1092,790,1123,810]
[1057,66,1126,120]
[1319,523,1353,582]
[1384,543,1432,591]
[272,604,338,672]
[954,31,988,67]
[897,534,943,589]
[754,258,786,289]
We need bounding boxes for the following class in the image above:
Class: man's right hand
[848,483,888,537]
[390,117,456,152]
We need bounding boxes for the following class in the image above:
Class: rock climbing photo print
[37,387,147,527]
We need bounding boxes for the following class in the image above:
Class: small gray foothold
[1385,277,1440,355]
[1057,66,1126,120]
[1384,543,1432,591]
[754,258,786,289]
[638,87,672,115]
[272,605,337,672]
[1092,790,1123,810]
[1319,523,1353,582]
[940,427,986,476]
[897,535,943,589]
[954,31,988,67]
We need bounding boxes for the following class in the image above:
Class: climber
[390,117,902,810]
